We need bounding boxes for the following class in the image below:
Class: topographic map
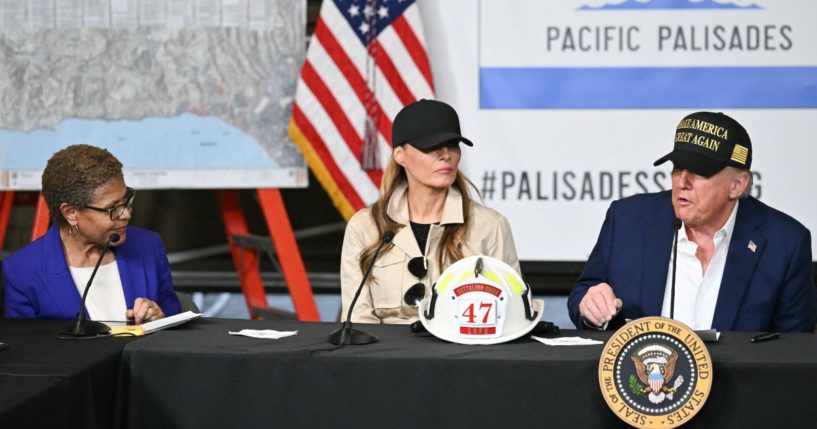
[0,0,307,189]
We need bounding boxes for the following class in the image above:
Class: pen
[749,332,780,343]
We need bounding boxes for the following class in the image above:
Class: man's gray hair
[739,170,754,199]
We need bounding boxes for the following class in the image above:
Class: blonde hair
[358,157,478,278]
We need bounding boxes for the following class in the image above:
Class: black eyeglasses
[83,187,135,220]
[404,256,428,306]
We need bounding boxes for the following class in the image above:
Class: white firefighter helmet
[417,255,544,345]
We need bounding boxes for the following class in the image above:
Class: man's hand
[126,298,165,324]
[579,283,623,327]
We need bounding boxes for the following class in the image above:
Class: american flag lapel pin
[747,240,757,253]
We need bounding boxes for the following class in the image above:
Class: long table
[0,320,133,429]
[118,318,817,429]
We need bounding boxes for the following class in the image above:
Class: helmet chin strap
[521,285,538,321]
[423,287,438,320]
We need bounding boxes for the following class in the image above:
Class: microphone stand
[670,219,682,320]
[58,233,120,338]
[328,231,394,346]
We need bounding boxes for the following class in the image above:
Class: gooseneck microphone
[670,219,682,320]
[328,230,394,346]
[58,232,121,339]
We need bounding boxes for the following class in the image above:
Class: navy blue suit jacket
[568,191,816,332]
[3,225,181,320]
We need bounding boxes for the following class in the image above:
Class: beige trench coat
[340,183,520,324]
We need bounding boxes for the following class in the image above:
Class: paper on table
[109,311,201,336]
[228,329,298,339]
[531,336,604,346]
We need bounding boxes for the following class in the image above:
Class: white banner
[420,0,817,260]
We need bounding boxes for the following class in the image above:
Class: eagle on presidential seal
[631,344,685,404]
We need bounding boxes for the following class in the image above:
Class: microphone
[58,233,121,338]
[328,230,395,345]
[670,219,682,320]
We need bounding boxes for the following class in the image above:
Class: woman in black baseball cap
[340,99,521,324]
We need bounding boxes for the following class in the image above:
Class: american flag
[289,0,435,220]
[649,372,664,393]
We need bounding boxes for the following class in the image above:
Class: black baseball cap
[654,111,752,177]
[392,99,473,149]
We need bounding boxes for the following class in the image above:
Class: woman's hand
[126,297,165,324]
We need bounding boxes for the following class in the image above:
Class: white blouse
[69,260,127,322]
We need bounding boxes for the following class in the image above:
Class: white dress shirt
[661,201,739,330]
[70,260,127,321]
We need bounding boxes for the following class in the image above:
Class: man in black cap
[568,112,816,332]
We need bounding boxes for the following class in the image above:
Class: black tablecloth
[0,320,133,429]
[119,318,817,429]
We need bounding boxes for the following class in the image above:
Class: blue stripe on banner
[479,67,817,109]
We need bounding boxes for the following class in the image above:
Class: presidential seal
[598,317,712,429]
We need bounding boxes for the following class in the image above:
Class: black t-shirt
[409,222,431,255]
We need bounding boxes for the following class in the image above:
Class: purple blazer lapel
[40,225,84,318]
[113,233,152,310]
[712,200,764,331]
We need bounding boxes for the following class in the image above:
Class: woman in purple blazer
[2,145,180,323]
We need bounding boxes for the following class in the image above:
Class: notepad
[110,311,201,336]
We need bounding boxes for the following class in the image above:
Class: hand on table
[579,282,622,328]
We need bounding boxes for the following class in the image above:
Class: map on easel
[0,0,307,190]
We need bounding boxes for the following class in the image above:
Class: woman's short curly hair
[41,144,123,227]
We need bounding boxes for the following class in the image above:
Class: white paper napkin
[228,329,298,339]
[531,335,604,346]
